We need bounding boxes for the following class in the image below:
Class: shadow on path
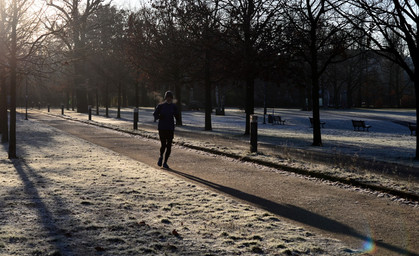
[166,168,418,256]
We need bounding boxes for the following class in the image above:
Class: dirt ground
[22,111,419,256]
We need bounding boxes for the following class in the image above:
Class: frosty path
[25,111,419,255]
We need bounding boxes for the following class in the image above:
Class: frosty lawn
[0,116,354,255]
[51,107,418,165]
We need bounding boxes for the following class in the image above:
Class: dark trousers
[159,130,174,162]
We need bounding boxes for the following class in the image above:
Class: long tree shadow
[10,158,77,255]
[166,168,418,256]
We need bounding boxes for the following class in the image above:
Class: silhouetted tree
[127,1,195,126]
[1,0,50,158]
[334,0,419,158]
[0,0,8,143]
[178,0,225,131]
[87,5,130,116]
[221,0,283,135]
[126,7,156,108]
[0,71,7,143]
[46,0,104,113]
[283,0,351,146]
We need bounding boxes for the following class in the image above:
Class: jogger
[159,130,174,165]
[153,91,179,168]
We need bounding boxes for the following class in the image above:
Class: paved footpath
[30,112,418,256]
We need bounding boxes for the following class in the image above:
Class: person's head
[164,91,174,103]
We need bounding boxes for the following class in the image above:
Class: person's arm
[153,105,161,121]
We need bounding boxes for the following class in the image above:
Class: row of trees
[0,0,52,158]
[1,0,418,159]
[125,0,418,149]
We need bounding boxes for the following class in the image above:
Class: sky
[111,0,143,10]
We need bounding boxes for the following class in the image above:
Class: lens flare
[362,237,377,254]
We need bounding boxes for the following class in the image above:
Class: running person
[153,91,179,168]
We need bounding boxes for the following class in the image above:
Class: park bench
[268,115,285,125]
[309,117,325,128]
[273,115,285,125]
[351,120,371,131]
[408,123,417,136]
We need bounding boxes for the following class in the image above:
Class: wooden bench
[309,117,325,128]
[272,115,285,125]
[351,120,371,131]
[408,123,416,136]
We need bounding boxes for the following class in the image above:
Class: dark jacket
[153,102,179,131]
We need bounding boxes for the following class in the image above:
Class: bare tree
[126,7,156,107]
[127,1,195,126]
[283,0,352,146]
[221,0,283,135]
[46,0,105,113]
[334,0,419,158]
[86,5,130,117]
[0,0,8,143]
[0,0,50,158]
[177,0,225,131]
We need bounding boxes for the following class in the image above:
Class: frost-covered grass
[0,117,353,255]
[44,107,418,162]
[39,107,419,197]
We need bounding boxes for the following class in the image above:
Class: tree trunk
[310,22,322,146]
[8,3,17,159]
[73,48,87,112]
[122,84,128,107]
[415,73,419,160]
[73,8,87,113]
[244,43,254,135]
[311,60,322,146]
[245,76,254,135]
[96,88,99,115]
[66,89,70,110]
[0,1,6,143]
[175,80,182,126]
[117,83,121,119]
[204,49,212,131]
[9,75,16,158]
[87,90,94,107]
[76,87,88,113]
[312,74,322,146]
[141,84,147,107]
[71,89,75,111]
[135,75,139,108]
[333,84,338,107]
[347,85,353,109]
[243,2,254,136]
[395,67,401,108]
[0,74,8,143]
[105,83,109,117]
